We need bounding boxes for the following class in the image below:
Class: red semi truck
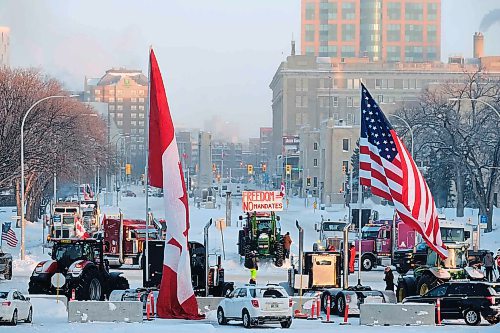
[355,219,415,271]
[101,215,160,267]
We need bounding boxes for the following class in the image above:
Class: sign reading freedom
[242,191,283,212]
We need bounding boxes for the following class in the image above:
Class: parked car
[216,284,292,328]
[0,290,32,325]
[122,190,136,197]
[402,281,500,325]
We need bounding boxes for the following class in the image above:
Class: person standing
[495,249,500,279]
[384,266,395,291]
[348,243,356,274]
[248,251,259,283]
[483,251,495,282]
[283,232,292,259]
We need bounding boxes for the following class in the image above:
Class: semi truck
[101,214,160,267]
[49,202,81,239]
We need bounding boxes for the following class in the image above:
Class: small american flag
[359,83,448,259]
[1,222,18,248]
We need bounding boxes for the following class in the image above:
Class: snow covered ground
[1,186,499,331]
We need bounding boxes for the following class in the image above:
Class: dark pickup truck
[393,242,428,274]
[0,249,12,280]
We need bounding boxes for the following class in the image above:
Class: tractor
[396,242,485,302]
[28,238,129,300]
[238,211,285,267]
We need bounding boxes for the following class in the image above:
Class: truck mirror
[464,231,470,239]
[314,223,318,232]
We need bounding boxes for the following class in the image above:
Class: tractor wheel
[28,277,47,294]
[107,274,130,297]
[416,274,438,296]
[238,230,246,256]
[274,243,284,267]
[74,269,103,301]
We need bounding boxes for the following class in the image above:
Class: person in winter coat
[248,251,259,283]
[283,232,292,259]
[495,249,500,275]
[483,251,495,282]
[348,243,356,274]
[384,266,395,291]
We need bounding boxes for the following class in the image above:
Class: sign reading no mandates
[242,191,283,212]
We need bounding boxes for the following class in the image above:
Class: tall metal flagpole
[357,81,363,287]
[144,46,152,281]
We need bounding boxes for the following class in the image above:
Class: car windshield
[362,227,379,239]
[54,244,83,261]
[249,288,286,298]
[322,222,345,231]
[0,292,8,299]
[416,243,428,251]
[257,221,271,231]
[440,228,464,242]
[489,285,500,295]
[63,216,75,225]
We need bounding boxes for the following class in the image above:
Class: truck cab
[313,218,348,251]
[50,202,81,239]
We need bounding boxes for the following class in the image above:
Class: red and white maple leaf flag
[148,49,201,319]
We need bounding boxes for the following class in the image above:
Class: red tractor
[28,238,129,300]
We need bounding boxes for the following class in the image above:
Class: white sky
[1,0,499,139]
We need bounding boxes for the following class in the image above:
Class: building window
[139,113,145,119]
[342,160,349,173]
[296,78,308,92]
[138,90,145,96]
[333,96,339,107]
[305,46,315,55]
[108,97,115,102]
[342,2,356,20]
[139,97,145,103]
[116,113,123,119]
[139,128,144,134]
[139,105,145,110]
[405,24,423,42]
[131,121,137,126]
[131,113,137,119]
[342,139,349,151]
[427,25,437,42]
[313,142,318,151]
[387,2,401,20]
[305,24,315,42]
[347,113,355,124]
[405,46,424,62]
[138,144,144,150]
[387,46,401,62]
[319,24,329,42]
[347,79,360,89]
[305,2,315,20]
[94,97,101,102]
[377,95,384,103]
[387,24,400,42]
[116,90,123,95]
[131,97,137,102]
[427,46,438,61]
[342,24,355,42]
[138,137,144,142]
[427,3,438,20]
[117,105,123,110]
[341,45,355,57]
[295,95,308,108]
[328,25,337,41]
[130,144,136,151]
[131,129,137,134]
[320,2,337,20]
[109,105,115,111]
[313,158,318,167]
[405,3,423,20]
[94,90,101,95]
[131,105,137,110]
[117,120,123,126]
[347,96,353,107]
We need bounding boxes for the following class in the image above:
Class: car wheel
[26,307,32,323]
[464,309,481,326]
[10,309,18,326]
[242,310,252,328]
[361,255,373,271]
[280,317,292,328]
[217,307,227,325]
[336,293,346,317]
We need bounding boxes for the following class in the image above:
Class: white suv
[217,284,292,328]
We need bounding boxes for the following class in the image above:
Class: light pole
[20,94,77,260]
[115,135,128,206]
[448,97,500,119]
[387,114,414,158]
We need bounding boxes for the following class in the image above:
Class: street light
[448,97,500,120]
[20,94,78,260]
[115,135,129,206]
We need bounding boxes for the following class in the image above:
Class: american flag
[1,222,18,248]
[359,83,448,259]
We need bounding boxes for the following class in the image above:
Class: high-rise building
[301,0,441,62]
[84,68,148,177]
[0,26,10,67]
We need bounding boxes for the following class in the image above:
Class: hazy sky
[1,0,500,140]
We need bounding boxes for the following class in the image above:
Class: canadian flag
[148,49,201,319]
[280,181,286,197]
[74,216,89,239]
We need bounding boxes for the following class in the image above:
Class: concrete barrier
[68,301,143,323]
[360,303,435,326]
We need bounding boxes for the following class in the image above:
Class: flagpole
[144,46,152,281]
[357,80,363,287]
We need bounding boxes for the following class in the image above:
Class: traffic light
[306,176,311,187]
[286,164,292,175]
[247,164,254,175]
[212,163,216,172]
[262,163,267,172]
[125,163,132,175]
[342,164,346,174]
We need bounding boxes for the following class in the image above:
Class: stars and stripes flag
[1,222,18,248]
[148,48,201,319]
[359,83,448,259]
